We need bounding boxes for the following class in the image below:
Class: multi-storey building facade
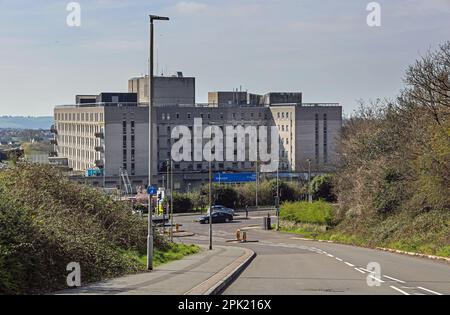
[53,81,342,192]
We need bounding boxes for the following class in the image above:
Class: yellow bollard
[242,232,247,243]
[236,229,241,241]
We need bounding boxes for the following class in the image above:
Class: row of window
[122,120,136,175]
[161,112,271,121]
[56,112,104,122]
[58,135,100,148]
[158,161,292,171]
[56,123,101,135]
[315,114,328,164]
[279,125,290,132]
[276,112,292,119]
[60,147,100,162]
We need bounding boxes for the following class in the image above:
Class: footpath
[56,245,255,295]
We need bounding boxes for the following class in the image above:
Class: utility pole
[255,159,259,209]
[164,160,169,235]
[208,122,216,250]
[209,147,213,250]
[276,162,280,231]
[307,159,312,203]
[147,14,169,271]
[170,158,174,242]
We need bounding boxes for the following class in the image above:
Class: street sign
[213,172,257,183]
[147,185,157,196]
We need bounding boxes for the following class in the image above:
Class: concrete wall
[104,106,149,178]
[129,75,195,106]
[295,105,342,171]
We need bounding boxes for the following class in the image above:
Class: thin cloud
[173,1,208,16]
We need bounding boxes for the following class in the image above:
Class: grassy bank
[0,164,199,294]
[280,201,335,225]
[279,202,450,258]
[135,243,201,267]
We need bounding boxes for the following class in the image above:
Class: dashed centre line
[390,286,410,295]
[383,275,405,284]
[368,275,385,283]
[256,240,445,295]
[417,286,443,296]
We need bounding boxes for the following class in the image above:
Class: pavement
[57,245,254,295]
[173,211,450,295]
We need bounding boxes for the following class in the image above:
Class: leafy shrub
[0,163,165,294]
[309,175,336,202]
[172,193,194,213]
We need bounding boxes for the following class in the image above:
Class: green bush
[309,175,336,202]
[0,163,167,294]
[280,201,335,225]
[172,193,194,213]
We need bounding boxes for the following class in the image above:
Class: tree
[172,193,194,213]
[309,175,336,202]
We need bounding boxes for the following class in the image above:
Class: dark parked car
[207,205,235,216]
[199,211,233,224]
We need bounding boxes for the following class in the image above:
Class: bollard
[236,229,241,241]
[242,232,247,243]
[176,224,180,233]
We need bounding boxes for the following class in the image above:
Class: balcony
[50,125,58,134]
[50,139,58,145]
[95,146,104,153]
[49,151,58,157]
[94,132,104,139]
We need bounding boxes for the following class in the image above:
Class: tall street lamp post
[307,159,312,203]
[170,158,174,242]
[276,161,280,231]
[147,14,169,271]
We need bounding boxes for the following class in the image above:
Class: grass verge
[134,243,201,268]
[280,201,335,225]
[279,202,450,258]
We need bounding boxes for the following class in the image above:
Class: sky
[0,0,450,116]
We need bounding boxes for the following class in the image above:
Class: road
[173,211,450,295]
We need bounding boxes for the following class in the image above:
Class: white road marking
[344,262,355,267]
[383,275,405,284]
[335,258,343,262]
[360,268,372,273]
[354,268,366,274]
[390,286,410,295]
[417,287,443,296]
[368,275,385,283]
[327,254,334,258]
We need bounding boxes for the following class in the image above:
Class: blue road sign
[213,172,257,183]
[147,185,157,196]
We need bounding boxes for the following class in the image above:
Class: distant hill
[0,116,53,130]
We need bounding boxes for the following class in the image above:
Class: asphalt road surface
[173,211,450,295]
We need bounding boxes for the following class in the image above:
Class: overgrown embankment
[280,202,450,257]
[281,42,450,257]
[0,164,198,295]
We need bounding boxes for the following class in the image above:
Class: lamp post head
[150,15,170,22]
